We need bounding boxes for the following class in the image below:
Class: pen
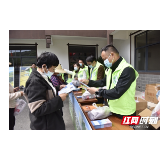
[80,82,89,88]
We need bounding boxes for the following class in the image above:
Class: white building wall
[9,37,107,70]
[113,39,130,63]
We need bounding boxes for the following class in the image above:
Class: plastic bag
[14,98,27,116]
[151,101,160,120]
[82,90,96,100]
[87,104,111,120]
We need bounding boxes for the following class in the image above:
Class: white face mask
[74,67,78,71]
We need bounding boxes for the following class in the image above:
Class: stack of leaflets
[91,119,112,129]
[58,82,76,95]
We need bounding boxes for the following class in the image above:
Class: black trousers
[9,108,15,130]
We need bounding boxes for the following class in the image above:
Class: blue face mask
[74,67,78,71]
[79,63,82,67]
[104,55,113,68]
[57,73,61,76]
[46,71,54,78]
[88,64,93,68]
[43,66,54,78]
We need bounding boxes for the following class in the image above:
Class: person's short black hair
[86,55,96,63]
[101,45,119,54]
[37,52,59,68]
[32,63,36,65]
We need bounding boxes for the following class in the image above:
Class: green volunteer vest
[62,73,65,81]
[72,68,84,79]
[29,68,32,75]
[106,58,139,115]
[66,68,84,83]
[90,61,104,81]
[66,78,72,84]
[83,65,89,79]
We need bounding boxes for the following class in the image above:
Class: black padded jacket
[24,69,65,130]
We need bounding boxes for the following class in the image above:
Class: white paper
[58,82,76,94]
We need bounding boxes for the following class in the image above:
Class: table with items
[68,89,133,130]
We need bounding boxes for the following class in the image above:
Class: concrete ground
[14,95,75,130]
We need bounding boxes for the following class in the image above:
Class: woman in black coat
[24,52,67,130]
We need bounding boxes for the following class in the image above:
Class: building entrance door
[68,44,98,71]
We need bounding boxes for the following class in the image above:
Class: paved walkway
[14,96,75,130]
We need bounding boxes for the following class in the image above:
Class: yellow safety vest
[106,58,139,115]
[90,61,104,81]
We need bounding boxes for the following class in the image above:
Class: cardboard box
[135,97,147,116]
[138,108,160,129]
[145,84,160,104]
[145,83,160,90]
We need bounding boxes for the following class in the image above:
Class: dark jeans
[9,108,15,130]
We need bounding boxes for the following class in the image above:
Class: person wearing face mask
[72,63,87,81]
[86,55,105,81]
[24,52,67,130]
[79,59,90,79]
[65,63,87,83]
[50,64,66,87]
[50,64,67,117]
[85,56,105,103]
[80,45,139,119]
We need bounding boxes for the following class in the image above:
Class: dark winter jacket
[24,69,65,130]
